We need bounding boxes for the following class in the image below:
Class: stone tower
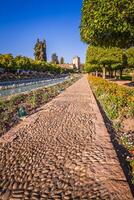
[72,56,80,69]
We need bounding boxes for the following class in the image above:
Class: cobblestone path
[0,76,133,200]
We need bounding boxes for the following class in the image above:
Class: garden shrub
[88,75,134,184]
[88,75,134,120]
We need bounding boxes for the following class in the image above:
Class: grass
[121,75,132,81]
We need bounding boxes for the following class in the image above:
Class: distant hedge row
[0,54,74,73]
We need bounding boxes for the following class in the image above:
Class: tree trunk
[132,70,134,82]
[111,71,113,78]
[95,71,98,77]
[114,70,117,78]
[120,69,123,79]
[109,70,113,78]
[102,66,106,79]
[108,70,111,78]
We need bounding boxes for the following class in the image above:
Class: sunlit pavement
[0,76,133,200]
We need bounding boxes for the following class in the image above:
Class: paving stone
[1,190,11,200]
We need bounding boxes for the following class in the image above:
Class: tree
[85,45,122,78]
[60,57,64,64]
[126,47,134,81]
[34,39,47,61]
[51,53,59,64]
[43,39,47,62]
[0,53,72,74]
[0,54,15,71]
[126,48,134,68]
[15,56,32,70]
[80,0,134,49]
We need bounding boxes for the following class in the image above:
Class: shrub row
[88,75,134,184]
[0,54,74,74]
[88,75,134,120]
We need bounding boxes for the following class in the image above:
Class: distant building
[72,56,80,69]
[59,64,74,69]
[59,56,82,71]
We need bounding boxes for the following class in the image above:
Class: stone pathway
[110,79,134,88]
[0,76,133,200]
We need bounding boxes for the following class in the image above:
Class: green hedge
[0,54,74,73]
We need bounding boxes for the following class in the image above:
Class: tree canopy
[126,47,134,68]
[15,56,32,70]
[0,54,73,74]
[85,45,122,72]
[0,54,15,71]
[80,0,134,48]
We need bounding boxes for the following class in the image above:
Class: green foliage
[84,64,100,73]
[34,39,47,61]
[80,0,134,48]
[0,54,71,74]
[120,136,134,151]
[0,54,15,71]
[126,47,134,68]
[10,95,26,108]
[126,48,134,83]
[121,75,132,81]
[123,134,134,184]
[0,75,80,136]
[85,45,123,72]
[14,56,32,70]
[88,75,134,120]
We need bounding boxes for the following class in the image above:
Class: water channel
[0,76,69,97]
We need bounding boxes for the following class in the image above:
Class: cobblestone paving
[0,76,133,200]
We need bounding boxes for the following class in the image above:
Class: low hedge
[88,75,134,120]
[88,75,134,184]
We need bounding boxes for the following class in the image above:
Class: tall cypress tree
[60,57,64,64]
[43,39,47,62]
[51,53,59,64]
[34,39,47,62]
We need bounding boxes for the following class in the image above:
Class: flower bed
[0,75,81,137]
[120,131,134,184]
[88,75,134,184]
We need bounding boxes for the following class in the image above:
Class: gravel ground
[0,75,133,200]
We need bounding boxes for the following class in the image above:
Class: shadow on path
[94,95,134,197]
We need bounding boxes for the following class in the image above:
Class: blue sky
[0,0,87,63]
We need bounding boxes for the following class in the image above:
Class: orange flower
[129,150,134,155]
